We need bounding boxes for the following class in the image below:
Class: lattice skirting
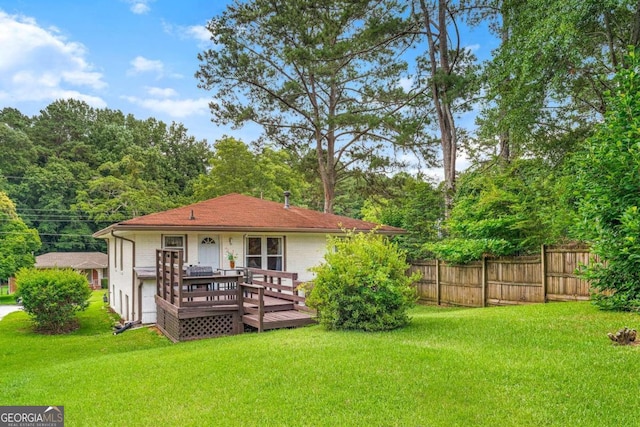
[157,306,240,342]
[180,314,236,340]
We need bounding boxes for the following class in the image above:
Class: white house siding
[107,235,135,321]
[285,233,329,282]
[135,233,161,266]
[104,230,332,323]
[134,232,182,324]
[221,233,244,269]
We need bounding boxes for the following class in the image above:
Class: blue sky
[0,0,496,174]
[0,0,256,143]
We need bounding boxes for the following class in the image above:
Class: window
[246,237,262,269]
[266,237,283,270]
[163,235,184,250]
[245,236,283,271]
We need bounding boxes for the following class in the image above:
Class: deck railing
[156,249,243,308]
[245,268,313,313]
[240,283,265,331]
[241,269,315,332]
[155,249,314,340]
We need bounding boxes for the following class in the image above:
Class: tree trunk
[317,131,336,214]
[498,22,511,165]
[419,0,457,217]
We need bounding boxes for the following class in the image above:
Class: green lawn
[0,289,16,305]
[1,293,639,426]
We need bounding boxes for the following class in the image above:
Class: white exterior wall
[106,235,135,321]
[221,233,244,269]
[135,232,180,324]
[103,230,332,323]
[135,233,161,266]
[285,234,329,282]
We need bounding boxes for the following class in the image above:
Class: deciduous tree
[572,49,640,311]
[475,0,640,162]
[0,192,41,281]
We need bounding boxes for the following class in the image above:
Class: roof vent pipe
[284,191,291,209]
[189,209,195,220]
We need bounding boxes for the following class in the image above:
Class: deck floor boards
[242,295,314,330]
[243,309,315,330]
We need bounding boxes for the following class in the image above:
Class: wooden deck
[242,288,315,332]
[155,249,315,341]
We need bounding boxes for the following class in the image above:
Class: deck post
[541,244,547,302]
[258,286,264,332]
[177,251,183,307]
[436,258,441,305]
[481,256,487,307]
[291,272,299,307]
[237,276,244,334]
[168,251,175,305]
[156,250,162,299]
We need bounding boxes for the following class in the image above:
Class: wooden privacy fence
[409,245,593,307]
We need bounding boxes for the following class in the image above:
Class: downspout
[111,230,137,322]
[138,279,143,324]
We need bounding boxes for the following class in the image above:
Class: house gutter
[110,230,138,322]
[101,225,406,235]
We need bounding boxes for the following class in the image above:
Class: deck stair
[241,269,315,332]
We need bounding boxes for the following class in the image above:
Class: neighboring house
[34,252,108,290]
[93,193,403,324]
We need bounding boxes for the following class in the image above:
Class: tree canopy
[0,100,213,253]
[3,1,640,314]
[0,192,41,281]
[571,49,640,311]
[197,0,424,213]
[192,137,309,203]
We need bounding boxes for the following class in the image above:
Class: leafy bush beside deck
[307,230,419,331]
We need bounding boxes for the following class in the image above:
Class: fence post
[541,244,547,302]
[482,256,487,307]
[435,258,441,305]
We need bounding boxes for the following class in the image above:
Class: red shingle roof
[94,193,404,236]
[35,252,108,269]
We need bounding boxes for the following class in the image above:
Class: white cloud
[123,93,210,118]
[127,57,183,79]
[0,11,107,107]
[397,148,472,183]
[398,77,414,92]
[146,86,178,97]
[128,56,164,75]
[162,20,213,48]
[184,25,210,43]
[465,43,481,53]
[126,0,153,14]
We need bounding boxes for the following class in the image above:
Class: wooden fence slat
[412,245,592,307]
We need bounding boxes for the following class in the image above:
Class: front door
[198,236,220,269]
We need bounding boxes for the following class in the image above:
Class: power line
[16,208,89,213]
[0,231,96,237]
[8,218,96,222]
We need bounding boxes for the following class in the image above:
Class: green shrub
[306,230,419,331]
[423,238,514,264]
[571,49,640,311]
[16,268,92,333]
[425,159,577,264]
